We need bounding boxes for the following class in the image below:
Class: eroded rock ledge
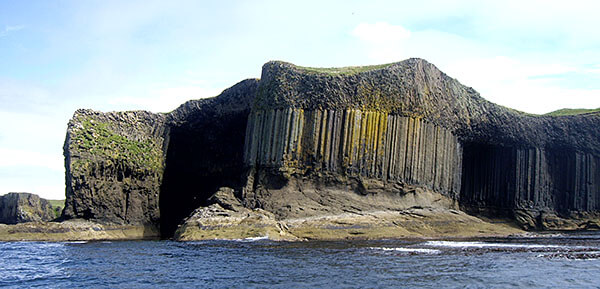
[4,58,598,241]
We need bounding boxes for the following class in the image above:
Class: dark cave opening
[460,142,517,215]
[159,111,250,238]
[460,142,600,216]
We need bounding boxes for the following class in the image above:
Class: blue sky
[1,0,600,199]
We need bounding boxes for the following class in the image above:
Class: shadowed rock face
[62,58,600,237]
[159,79,258,237]
[0,193,56,224]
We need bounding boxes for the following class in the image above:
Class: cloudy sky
[1,0,599,199]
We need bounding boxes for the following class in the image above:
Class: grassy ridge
[296,63,394,75]
[545,108,600,116]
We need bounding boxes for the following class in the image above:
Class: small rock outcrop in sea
[0,193,56,224]
[19,58,599,241]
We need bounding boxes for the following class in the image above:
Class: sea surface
[1,233,600,288]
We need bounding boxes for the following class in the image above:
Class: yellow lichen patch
[243,108,461,193]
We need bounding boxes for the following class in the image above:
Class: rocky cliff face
[247,59,600,229]
[0,193,56,224]
[62,79,258,236]
[62,58,600,238]
[159,79,259,236]
[63,109,167,227]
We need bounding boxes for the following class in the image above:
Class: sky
[1,0,600,199]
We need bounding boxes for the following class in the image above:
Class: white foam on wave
[537,251,600,260]
[230,236,271,242]
[369,247,441,254]
[424,241,562,249]
[242,236,270,242]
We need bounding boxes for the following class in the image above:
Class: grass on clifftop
[296,63,394,75]
[48,199,65,219]
[72,119,163,172]
[545,108,600,116]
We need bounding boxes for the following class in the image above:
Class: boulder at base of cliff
[0,193,57,224]
[174,187,298,241]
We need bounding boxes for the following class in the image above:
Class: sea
[1,232,600,288]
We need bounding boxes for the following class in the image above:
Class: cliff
[63,109,168,227]
[0,193,56,224]
[61,79,259,236]
[245,59,600,229]
[56,58,600,240]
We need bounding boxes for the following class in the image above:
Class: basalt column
[244,109,462,197]
[461,144,600,216]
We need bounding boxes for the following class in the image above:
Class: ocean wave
[368,247,441,254]
[423,241,562,249]
[239,236,270,242]
[63,241,88,244]
[539,251,600,260]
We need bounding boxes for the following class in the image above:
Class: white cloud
[352,22,411,44]
[106,85,224,113]
[351,22,412,63]
[0,177,65,200]
[0,25,25,37]
[439,56,600,113]
[0,146,65,199]
[351,21,600,114]
[5,25,25,32]
[0,148,63,172]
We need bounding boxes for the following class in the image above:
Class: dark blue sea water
[1,233,600,288]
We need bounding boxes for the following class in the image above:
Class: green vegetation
[48,199,65,218]
[72,119,163,172]
[545,108,600,116]
[296,63,394,75]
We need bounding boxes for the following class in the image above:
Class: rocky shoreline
[0,220,158,241]
[0,213,523,242]
[174,205,524,242]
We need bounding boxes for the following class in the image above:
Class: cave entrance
[459,142,517,215]
[159,111,249,238]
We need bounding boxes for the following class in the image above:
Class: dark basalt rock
[0,193,56,224]
[62,79,259,237]
[62,109,168,226]
[62,58,600,238]
[159,79,259,236]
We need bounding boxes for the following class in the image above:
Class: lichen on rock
[62,109,168,227]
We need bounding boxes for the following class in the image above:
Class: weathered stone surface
[63,109,168,227]
[175,185,522,241]
[174,204,297,241]
[244,110,462,198]
[0,219,158,241]
[0,193,56,224]
[514,209,600,231]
